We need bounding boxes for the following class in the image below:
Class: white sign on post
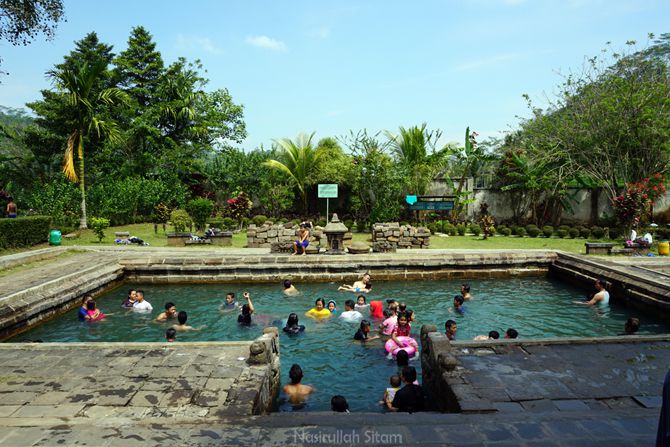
[318,184,338,222]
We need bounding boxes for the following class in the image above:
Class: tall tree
[48,60,127,228]
[0,0,65,75]
[264,132,321,213]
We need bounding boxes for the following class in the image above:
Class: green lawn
[15,223,613,254]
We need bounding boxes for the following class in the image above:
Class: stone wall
[246,223,352,250]
[372,222,431,250]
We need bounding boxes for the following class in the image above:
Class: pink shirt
[381,315,397,335]
[392,322,411,337]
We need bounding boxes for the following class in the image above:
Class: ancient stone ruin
[246,222,352,253]
[372,222,431,252]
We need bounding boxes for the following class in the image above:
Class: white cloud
[245,35,287,52]
[176,34,223,55]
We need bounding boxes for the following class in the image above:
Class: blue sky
[1,0,669,150]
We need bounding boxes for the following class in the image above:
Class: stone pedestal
[209,232,233,246]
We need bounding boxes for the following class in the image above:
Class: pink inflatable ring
[385,336,418,357]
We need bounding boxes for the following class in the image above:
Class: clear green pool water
[7,277,669,412]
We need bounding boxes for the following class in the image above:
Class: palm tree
[264,132,321,213]
[452,127,496,218]
[49,60,127,228]
[386,123,445,195]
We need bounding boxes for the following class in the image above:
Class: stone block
[267,230,277,238]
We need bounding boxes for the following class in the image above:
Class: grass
[0,222,618,255]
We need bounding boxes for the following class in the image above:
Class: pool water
[7,277,670,412]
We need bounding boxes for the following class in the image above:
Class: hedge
[0,216,51,249]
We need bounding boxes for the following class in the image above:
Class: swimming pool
[8,277,669,412]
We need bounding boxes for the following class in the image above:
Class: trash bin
[49,229,62,246]
[659,240,669,256]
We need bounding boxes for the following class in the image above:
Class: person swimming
[338,273,372,293]
[327,300,337,314]
[156,302,177,321]
[283,364,314,405]
[354,295,370,315]
[474,330,499,340]
[461,284,473,300]
[369,300,384,319]
[172,311,196,331]
[121,289,137,308]
[380,308,397,336]
[354,320,380,342]
[220,292,240,312]
[452,295,465,314]
[283,280,299,296]
[238,292,255,326]
[283,313,306,334]
[306,298,331,319]
[339,299,364,322]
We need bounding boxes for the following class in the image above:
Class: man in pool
[445,320,457,340]
[505,328,519,339]
[338,273,372,293]
[283,280,299,296]
[283,364,314,405]
[452,295,465,314]
[461,284,473,300]
[624,317,640,335]
[172,311,196,331]
[340,299,364,322]
[575,279,610,306]
[156,302,177,321]
[132,290,153,311]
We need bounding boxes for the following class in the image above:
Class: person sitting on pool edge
[461,284,473,300]
[156,302,177,321]
[623,317,640,335]
[173,311,196,331]
[283,364,314,405]
[338,273,372,293]
[505,328,518,339]
[306,298,331,319]
[292,222,311,256]
[354,320,380,342]
[283,279,299,296]
[283,313,305,334]
[132,290,153,311]
[165,328,177,342]
[575,279,610,306]
[220,292,240,312]
[389,366,425,413]
[445,320,457,340]
[238,292,255,326]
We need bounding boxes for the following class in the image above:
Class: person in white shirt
[133,290,153,311]
[339,299,364,322]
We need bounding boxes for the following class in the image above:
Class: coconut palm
[264,132,321,213]
[386,123,446,195]
[49,60,127,228]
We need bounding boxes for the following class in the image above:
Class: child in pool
[354,320,380,342]
[398,303,415,322]
[381,375,402,409]
[220,292,240,312]
[283,364,314,405]
[379,308,397,336]
[283,313,306,334]
[452,295,465,315]
[354,295,370,315]
[305,298,331,319]
[391,312,416,350]
[86,300,106,321]
[395,350,419,385]
[327,300,337,314]
[238,292,254,326]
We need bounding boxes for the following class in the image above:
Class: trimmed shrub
[569,228,580,239]
[469,224,481,236]
[208,218,224,229]
[89,217,110,242]
[186,198,214,231]
[558,225,570,232]
[448,224,457,236]
[527,227,541,238]
[557,229,568,238]
[542,226,554,238]
[457,224,466,236]
[427,222,438,234]
[252,215,268,226]
[590,226,605,239]
[241,217,250,228]
[525,224,538,233]
[170,209,192,233]
[222,217,236,230]
[516,227,526,237]
[500,227,512,236]
[580,227,591,239]
[0,216,51,249]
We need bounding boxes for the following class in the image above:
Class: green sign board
[408,201,454,211]
[318,184,338,199]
